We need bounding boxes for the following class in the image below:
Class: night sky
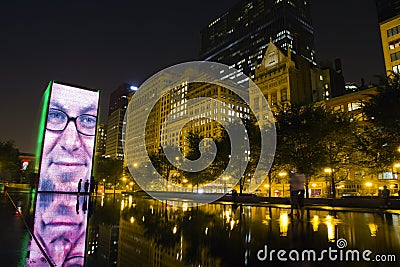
[0,0,384,153]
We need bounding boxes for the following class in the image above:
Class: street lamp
[278,171,287,197]
[365,182,373,196]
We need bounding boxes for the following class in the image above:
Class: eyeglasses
[46,108,97,136]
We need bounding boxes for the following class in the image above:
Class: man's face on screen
[39,84,98,192]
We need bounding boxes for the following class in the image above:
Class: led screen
[37,82,99,193]
[26,193,89,266]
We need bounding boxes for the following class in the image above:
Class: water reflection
[86,196,400,266]
[26,193,89,267]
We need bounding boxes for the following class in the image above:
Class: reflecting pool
[2,192,400,267]
[87,194,400,267]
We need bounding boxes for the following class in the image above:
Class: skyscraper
[376,0,400,74]
[105,83,137,160]
[376,0,400,23]
[200,0,316,77]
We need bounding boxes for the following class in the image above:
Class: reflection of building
[200,0,316,77]
[118,200,221,267]
[87,226,99,256]
[98,224,119,266]
[105,84,136,160]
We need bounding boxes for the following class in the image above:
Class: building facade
[105,83,136,160]
[200,0,316,78]
[95,124,107,156]
[379,14,400,74]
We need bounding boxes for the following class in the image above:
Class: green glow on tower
[34,81,52,172]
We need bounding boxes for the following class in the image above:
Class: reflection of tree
[119,199,284,266]
[90,195,120,226]
[121,200,180,249]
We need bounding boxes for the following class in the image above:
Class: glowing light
[130,85,138,91]
[205,227,209,235]
[325,215,338,242]
[279,213,289,237]
[311,215,319,232]
[365,182,373,187]
[173,225,178,234]
[324,168,332,173]
[368,223,378,237]
[130,216,134,224]
[311,183,317,187]
[230,219,235,230]
[263,184,270,188]
[278,171,287,177]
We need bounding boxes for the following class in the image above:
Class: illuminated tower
[200,0,316,78]
[105,83,137,160]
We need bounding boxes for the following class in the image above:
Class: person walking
[381,185,391,208]
[289,167,306,220]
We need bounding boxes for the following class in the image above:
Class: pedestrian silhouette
[76,196,80,214]
[82,197,88,214]
[78,179,82,194]
[381,185,390,208]
[84,179,89,193]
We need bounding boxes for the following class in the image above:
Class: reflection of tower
[87,226,100,256]
[98,224,119,266]
[118,216,153,266]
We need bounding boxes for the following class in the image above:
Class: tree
[181,131,223,191]
[361,72,400,174]
[275,104,359,198]
[149,147,174,182]
[93,157,123,188]
[275,105,326,196]
[319,109,359,198]
[0,140,21,181]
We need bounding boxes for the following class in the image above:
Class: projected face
[38,83,99,192]
[26,193,88,266]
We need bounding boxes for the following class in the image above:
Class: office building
[376,0,400,74]
[376,0,400,23]
[200,0,316,78]
[95,124,107,156]
[105,83,137,160]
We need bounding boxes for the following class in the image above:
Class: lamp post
[278,171,287,197]
[324,168,335,198]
